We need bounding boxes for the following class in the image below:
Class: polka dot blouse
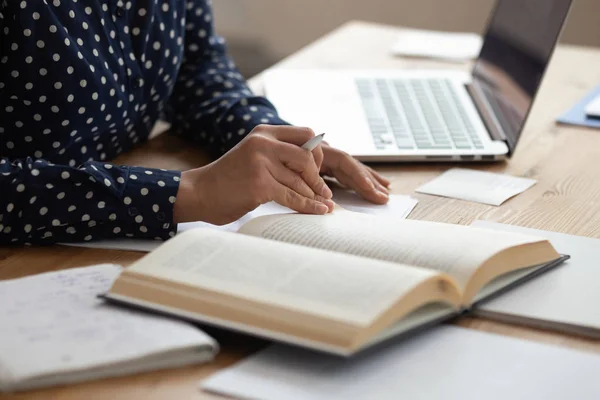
[0,0,288,245]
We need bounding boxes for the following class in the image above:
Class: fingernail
[315,203,329,214]
[324,199,336,211]
[321,183,333,199]
[377,183,389,194]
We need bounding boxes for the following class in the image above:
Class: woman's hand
[173,125,334,225]
[320,143,391,204]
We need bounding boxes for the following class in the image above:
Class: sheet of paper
[416,168,536,206]
[585,94,600,117]
[333,189,417,218]
[472,221,600,334]
[0,265,216,389]
[202,325,600,400]
[391,29,482,61]
[62,192,418,252]
[61,201,293,252]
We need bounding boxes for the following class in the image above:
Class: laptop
[264,0,573,162]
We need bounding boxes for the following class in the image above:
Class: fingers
[272,182,331,215]
[275,142,333,200]
[262,125,317,146]
[338,157,389,204]
[259,125,325,168]
[312,144,324,172]
[367,166,391,188]
[269,164,335,212]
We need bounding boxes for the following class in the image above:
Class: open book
[105,211,566,356]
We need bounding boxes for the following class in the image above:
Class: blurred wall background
[212,0,599,77]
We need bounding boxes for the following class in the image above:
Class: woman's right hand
[173,125,335,225]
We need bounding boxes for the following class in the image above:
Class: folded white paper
[416,168,536,206]
[391,29,482,61]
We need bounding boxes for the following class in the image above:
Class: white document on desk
[585,94,600,117]
[391,28,482,61]
[0,265,217,392]
[62,193,418,252]
[472,221,600,337]
[416,168,537,206]
[202,325,600,400]
[332,189,418,218]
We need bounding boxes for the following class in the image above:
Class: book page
[0,265,216,387]
[125,229,447,327]
[238,212,545,290]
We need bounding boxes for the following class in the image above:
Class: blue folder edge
[557,84,600,129]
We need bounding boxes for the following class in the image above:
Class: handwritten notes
[0,265,216,391]
[416,168,537,206]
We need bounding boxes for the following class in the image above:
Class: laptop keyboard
[356,78,485,151]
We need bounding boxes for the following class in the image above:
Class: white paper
[333,189,418,218]
[61,201,293,252]
[416,168,537,206]
[202,325,600,400]
[472,221,600,335]
[585,94,600,117]
[62,193,418,252]
[391,29,482,61]
[0,265,216,391]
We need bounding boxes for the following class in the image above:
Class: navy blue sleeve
[0,3,181,246]
[0,158,180,245]
[165,0,289,156]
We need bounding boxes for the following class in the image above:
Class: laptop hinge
[466,82,508,145]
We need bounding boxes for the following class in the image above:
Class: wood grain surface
[2,21,600,400]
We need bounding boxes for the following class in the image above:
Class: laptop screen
[471,0,572,153]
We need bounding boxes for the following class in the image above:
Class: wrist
[173,169,201,223]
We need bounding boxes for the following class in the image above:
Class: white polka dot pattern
[0,0,287,245]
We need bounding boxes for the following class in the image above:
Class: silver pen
[301,133,325,151]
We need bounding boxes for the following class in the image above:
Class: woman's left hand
[319,143,391,204]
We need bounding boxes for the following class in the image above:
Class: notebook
[557,84,600,129]
[202,325,600,400]
[472,221,600,337]
[585,93,600,117]
[103,210,565,355]
[0,265,218,392]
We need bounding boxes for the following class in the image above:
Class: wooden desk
[2,21,600,399]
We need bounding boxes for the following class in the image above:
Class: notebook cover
[557,85,600,128]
